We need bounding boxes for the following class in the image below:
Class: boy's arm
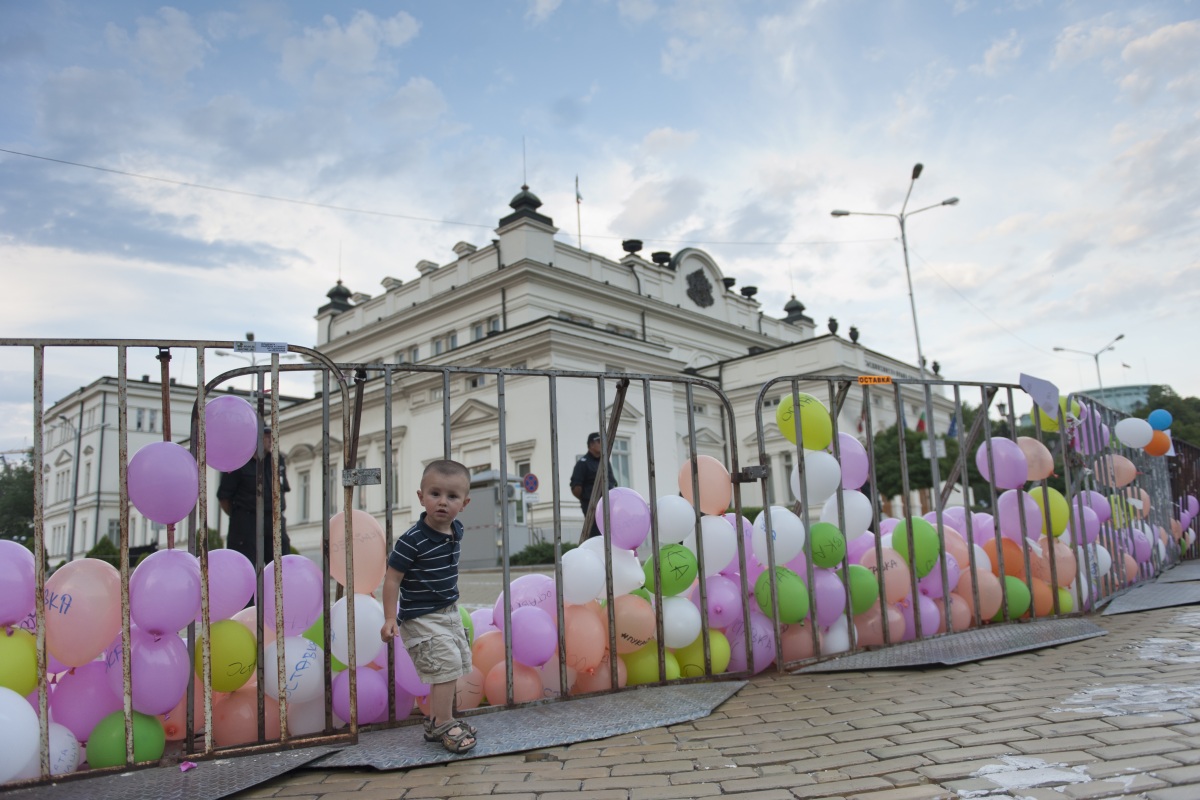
[380,566,404,641]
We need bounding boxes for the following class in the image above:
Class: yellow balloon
[196,619,257,693]
[0,627,38,697]
[1109,496,1135,528]
[673,631,731,678]
[621,642,680,686]
[1036,398,1081,433]
[776,393,833,450]
[1030,486,1069,537]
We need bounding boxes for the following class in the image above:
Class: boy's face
[417,469,471,531]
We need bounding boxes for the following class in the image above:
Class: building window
[107,518,121,544]
[692,403,706,415]
[79,519,87,553]
[299,471,310,522]
[135,408,145,431]
[392,450,400,508]
[409,346,419,362]
[612,437,631,487]
[148,409,158,433]
[83,462,91,494]
[395,350,406,364]
[516,461,531,478]
[488,315,500,334]
[472,322,485,342]
[433,331,459,356]
[431,387,443,401]
[467,375,485,390]
[511,361,527,370]
[356,458,368,511]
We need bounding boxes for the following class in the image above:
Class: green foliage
[1132,386,1200,445]
[206,528,223,551]
[0,455,35,548]
[509,540,576,566]
[86,536,121,568]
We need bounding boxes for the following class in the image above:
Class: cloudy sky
[2,0,1197,451]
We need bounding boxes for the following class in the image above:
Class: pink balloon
[50,661,121,741]
[510,606,557,667]
[127,441,199,525]
[811,568,846,628]
[725,609,776,675]
[201,549,257,623]
[204,395,259,472]
[44,558,122,667]
[470,608,498,639]
[492,573,556,632]
[106,627,191,716]
[997,490,1042,540]
[0,540,35,626]
[836,433,870,490]
[596,487,652,550]
[259,555,324,637]
[975,438,1028,490]
[130,549,201,635]
[332,667,389,724]
[688,574,743,628]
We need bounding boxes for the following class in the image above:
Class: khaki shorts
[399,605,472,685]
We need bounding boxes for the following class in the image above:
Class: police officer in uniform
[218,425,291,566]
[569,432,618,539]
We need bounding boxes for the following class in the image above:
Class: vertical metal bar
[383,367,396,721]
[321,369,333,730]
[195,347,214,754]
[32,346,49,777]
[117,347,135,764]
[496,370,514,705]
[548,373,568,696]
[269,355,292,740]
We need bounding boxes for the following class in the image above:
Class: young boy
[381,459,477,753]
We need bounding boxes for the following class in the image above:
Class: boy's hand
[381,619,399,642]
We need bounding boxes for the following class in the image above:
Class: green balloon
[644,543,698,597]
[754,567,809,623]
[808,522,846,568]
[86,711,166,768]
[302,616,346,672]
[992,576,1032,621]
[630,587,653,603]
[892,517,940,577]
[846,564,880,616]
[0,627,37,697]
[460,606,474,647]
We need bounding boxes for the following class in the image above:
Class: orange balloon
[859,547,912,604]
[1144,431,1170,457]
[1123,554,1139,583]
[1096,455,1137,488]
[483,661,542,706]
[455,666,485,711]
[212,688,281,746]
[1016,437,1054,481]
[1129,488,1151,519]
[853,605,904,647]
[471,630,507,678]
[563,603,607,673]
[677,456,733,515]
[956,567,1003,621]
[779,620,820,662]
[1027,578,1055,618]
[613,594,655,654]
[1037,536,1077,587]
[571,653,627,694]
[937,594,972,632]
[941,527,969,572]
[983,537,1027,580]
[44,558,122,667]
[328,510,387,594]
[159,676,218,741]
[1171,519,1183,540]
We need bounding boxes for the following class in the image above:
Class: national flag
[947,414,958,438]
[916,411,926,433]
[575,175,582,204]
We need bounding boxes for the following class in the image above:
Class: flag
[916,411,926,433]
[575,175,582,204]
[857,407,866,434]
[947,414,958,438]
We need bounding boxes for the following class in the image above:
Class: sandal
[423,716,477,742]
[428,718,477,754]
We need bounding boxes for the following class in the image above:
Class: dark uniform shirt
[217,453,290,566]
[570,452,617,514]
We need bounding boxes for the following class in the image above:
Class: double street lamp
[832,163,959,380]
[1053,334,1125,404]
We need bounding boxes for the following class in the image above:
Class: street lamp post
[60,412,83,562]
[1053,334,1125,403]
[832,163,959,380]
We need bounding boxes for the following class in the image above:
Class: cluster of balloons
[1114,409,1173,458]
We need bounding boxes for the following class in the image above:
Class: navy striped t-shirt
[387,513,462,621]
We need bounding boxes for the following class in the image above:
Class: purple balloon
[1083,490,1113,525]
[811,569,846,628]
[970,513,995,545]
[260,555,324,637]
[596,487,651,550]
[332,667,389,724]
[492,573,555,633]
[373,639,429,697]
[510,606,557,667]
[975,438,1029,490]
[1074,422,1110,456]
[1130,527,1153,563]
[204,395,259,472]
[105,627,190,715]
[0,539,35,626]
[1067,505,1101,545]
[846,533,876,565]
[127,441,199,525]
[879,517,899,536]
[836,433,869,490]
[470,608,498,639]
[15,610,68,673]
[899,592,940,641]
[199,549,257,623]
[688,574,743,628]
[997,490,1043,540]
[941,506,969,534]
[726,610,777,674]
[130,548,201,635]
[784,550,808,577]
[918,555,961,599]
[1187,495,1199,517]
[50,661,121,741]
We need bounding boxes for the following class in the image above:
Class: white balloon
[13,721,79,780]
[683,516,737,576]
[819,490,873,538]
[263,636,326,703]
[1094,544,1112,577]
[561,547,606,604]
[611,548,646,596]
[0,687,39,785]
[656,495,698,544]
[790,450,842,505]
[880,532,894,550]
[822,616,851,654]
[330,594,385,666]
[661,596,702,649]
[1114,417,1154,449]
[1069,574,1092,611]
[971,544,991,575]
[285,696,332,736]
[751,506,806,564]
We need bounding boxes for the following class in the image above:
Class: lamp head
[830,209,850,217]
[1115,333,1125,342]
[911,163,924,180]
[942,197,959,206]
[1052,347,1065,352]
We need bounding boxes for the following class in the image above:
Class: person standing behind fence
[218,425,291,566]
[570,431,618,539]
[380,459,477,754]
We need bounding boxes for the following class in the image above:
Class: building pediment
[54,450,73,466]
[448,399,500,429]
[681,426,725,447]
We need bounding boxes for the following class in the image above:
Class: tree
[1132,386,1200,445]
[0,455,35,549]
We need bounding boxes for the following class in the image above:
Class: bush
[85,536,120,569]
[509,540,576,566]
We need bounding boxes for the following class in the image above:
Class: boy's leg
[429,679,457,728]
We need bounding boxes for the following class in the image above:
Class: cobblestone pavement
[232,602,1200,800]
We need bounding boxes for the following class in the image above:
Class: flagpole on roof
[575,175,582,249]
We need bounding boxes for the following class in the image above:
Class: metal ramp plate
[309,680,746,770]
[1102,581,1200,615]
[794,618,1108,672]
[3,745,341,800]
[1155,563,1200,583]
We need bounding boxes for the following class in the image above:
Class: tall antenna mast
[522,136,527,185]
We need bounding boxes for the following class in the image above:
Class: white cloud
[1052,16,1135,69]
[972,29,1022,77]
[641,127,699,158]
[618,0,658,24]
[104,7,210,83]
[526,0,563,26]
[382,77,448,127]
[279,10,419,83]
[1120,20,1200,102]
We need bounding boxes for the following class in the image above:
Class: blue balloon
[1148,409,1173,431]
